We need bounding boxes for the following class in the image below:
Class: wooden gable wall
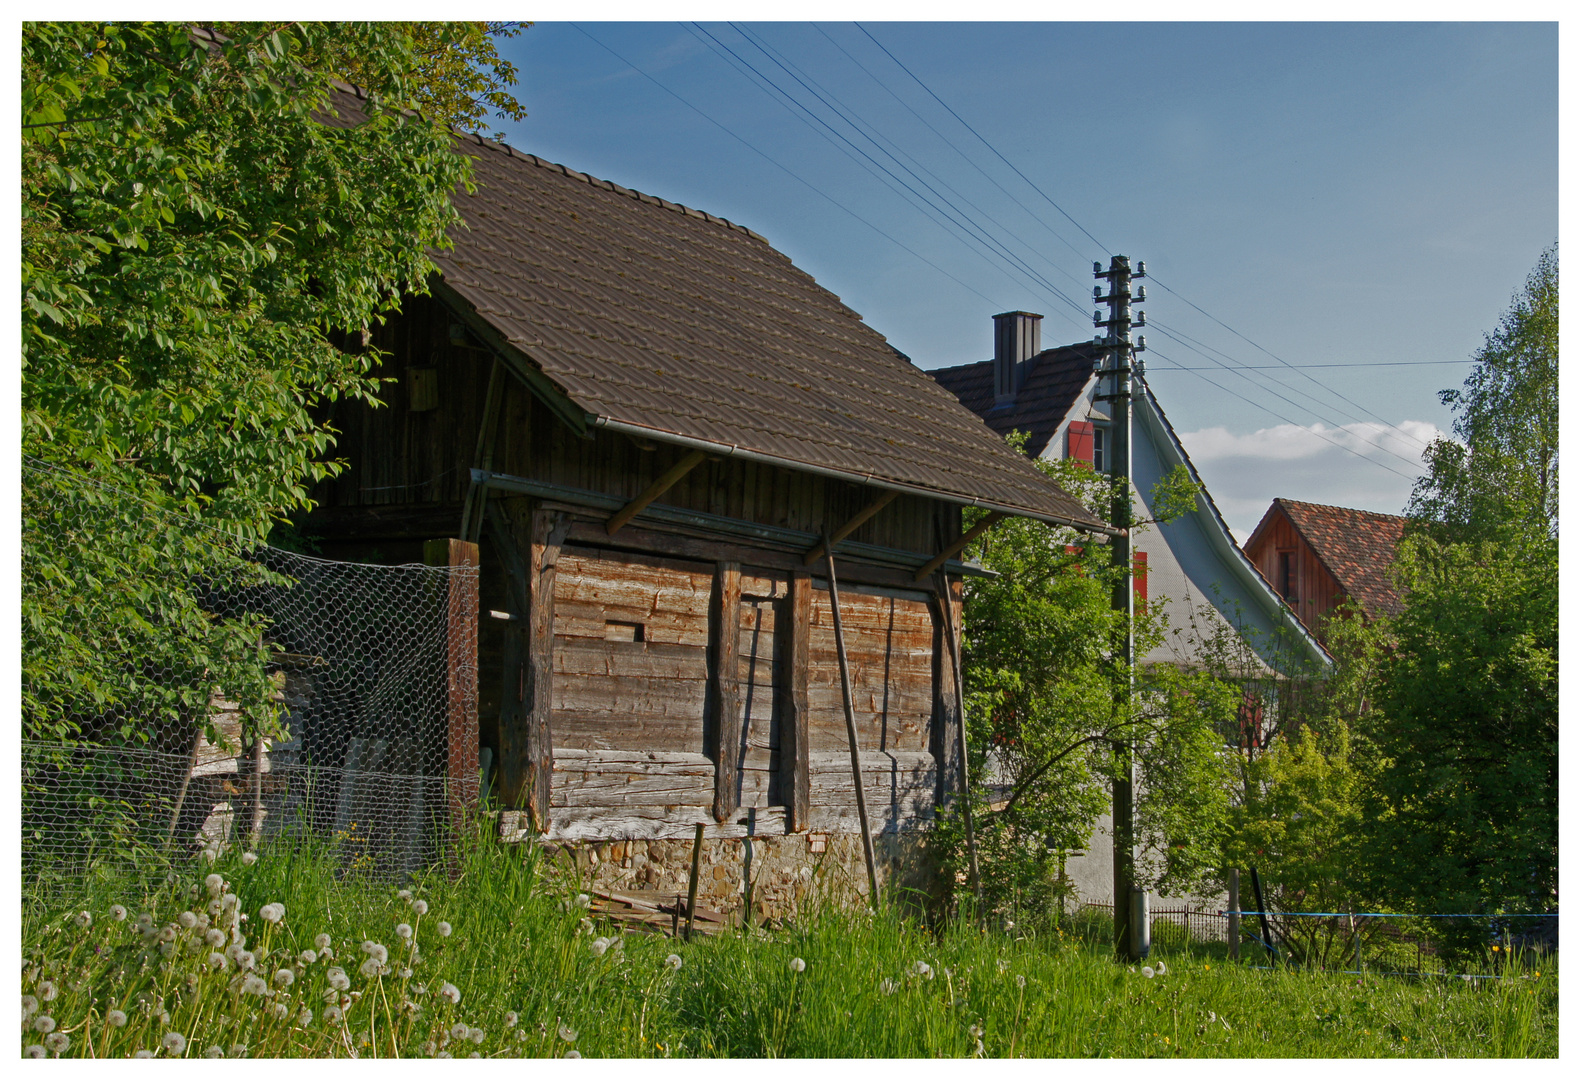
[303,291,967,843]
[1244,509,1345,642]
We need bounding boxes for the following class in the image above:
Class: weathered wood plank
[706,562,742,822]
[526,507,570,830]
[424,538,480,822]
[489,498,533,813]
[552,713,705,754]
[782,569,812,832]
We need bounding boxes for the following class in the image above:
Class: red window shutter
[1133,551,1148,611]
[1066,421,1095,467]
[1064,544,1083,575]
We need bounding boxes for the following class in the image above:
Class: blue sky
[489,20,1556,537]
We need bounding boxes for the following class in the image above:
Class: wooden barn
[301,90,1107,914]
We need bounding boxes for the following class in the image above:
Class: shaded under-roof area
[319,84,1104,531]
[927,344,1099,458]
[1260,499,1408,619]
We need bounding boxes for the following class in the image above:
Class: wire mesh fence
[21,459,478,899]
[1078,901,1557,976]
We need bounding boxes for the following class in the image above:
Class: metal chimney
[993,311,1042,407]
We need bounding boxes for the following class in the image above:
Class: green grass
[20,828,1558,1058]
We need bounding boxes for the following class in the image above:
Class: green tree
[1362,248,1559,939]
[21,22,483,749]
[932,449,1238,920]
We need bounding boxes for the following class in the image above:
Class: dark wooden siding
[1245,511,1345,640]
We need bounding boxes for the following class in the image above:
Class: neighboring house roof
[928,344,1099,458]
[1248,499,1407,619]
[318,86,1104,533]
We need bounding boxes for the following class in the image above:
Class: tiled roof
[323,89,1103,532]
[928,344,1098,458]
[1269,499,1407,619]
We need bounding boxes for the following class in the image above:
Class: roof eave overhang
[592,416,1119,537]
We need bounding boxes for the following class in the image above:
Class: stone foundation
[534,830,937,919]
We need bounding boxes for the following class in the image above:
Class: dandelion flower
[201,848,218,865]
[241,974,268,996]
[46,1032,70,1054]
[789,957,806,973]
[1016,975,1026,989]
[271,1003,290,1021]
[273,968,294,988]
[110,904,127,922]
[360,957,388,979]
[422,1041,438,1056]
[575,893,590,908]
[162,1030,187,1055]
[241,851,258,866]
[229,1044,248,1058]
[565,1050,581,1059]
[176,911,196,930]
[400,968,413,979]
[203,1045,225,1058]
[911,960,933,979]
[437,921,452,938]
[412,900,429,916]
[75,910,92,928]
[969,1023,984,1039]
[206,928,226,948]
[158,925,178,943]
[327,967,351,991]
[299,949,317,965]
[323,1005,343,1025]
[505,1011,519,1028]
[135,913,154,930]
[33,1015,56,1033]
[134,1050,154,1058]
[24,1045,46,1059]
[208,953,228,972]
[439,982,461,1005]
[361,941,388,964]
[314,933,332,951]
[469,1028,485,1045]
[577,918,593,936]
[297,1008,313,1026]
[589,937,611,957]
[237,950,257,971]
[39,980,58,1002]
[208,900,225,918]
[1142,967,1155,979]
[396,923,413,940]
[221,893,240,910]
[1155,961,1167,976]
[106,1008,129,1028]
[997,958,1010,973]
[558,1025,578,1043]
[665,954,682,971]
[260,903,285,924]
[22,995,39,1018]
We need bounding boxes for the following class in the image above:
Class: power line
[568,24,1005,311]
[1145,350,1427,483]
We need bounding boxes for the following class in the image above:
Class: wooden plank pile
[586,887,732,938]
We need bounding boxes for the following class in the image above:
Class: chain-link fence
[21,459,478,899]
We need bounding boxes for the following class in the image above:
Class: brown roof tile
[1270,499,1407,619]
[929,344,1099,457]
[332,102,1103,530]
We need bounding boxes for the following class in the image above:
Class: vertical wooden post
[780,569,812,832]
[425,538,481,825]
[685,822,704,941]
[823,547,881,909]
[490,500,532,814]
[1227,869,1241,961]
[708,562,742,822]
[934,571,981,906]
[525,510,568,832]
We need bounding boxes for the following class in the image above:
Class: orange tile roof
[1270,499,1407,619]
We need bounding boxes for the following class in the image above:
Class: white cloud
[1177,420,1452,540]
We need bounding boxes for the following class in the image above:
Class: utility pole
[1093,255,1146,961]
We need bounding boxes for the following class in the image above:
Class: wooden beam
[802,490,900,565]
[526,508,571,832]
[488,500,533,813]
[933,569,981,904]
[913,511,1007,582]
[780,569,812,832]
[425,538,481,825]
[824,547,881,908]
[606,449,707,535]
[460,357,506,545]
[706,561,743,822]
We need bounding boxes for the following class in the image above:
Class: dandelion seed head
[177,911,197,930]
[1155,961,1167,976]
[504,1011,518,1028]
[439,982,461,1005]
[241,851,258,866]
[574,893,590,908]
[1142,967,1155,979]
[208,899,225,918]
[450,1022,468,1040]
[74,910,92,928]
[564,1050,581,1058]
[469,1027,485,1045]
[1016,974,1026,989]
[221,893,240,910]
[110,904,127,922]
[201,848,218,865]
[22,995,39,1018]
[158,925,177,943]
[208,953,227,971]
[360,957,388,979]
[665,954,682,970]
[134,1050,154,1058]
[969,1023,984,1039]
[271,1002,290,1021]
[273,968,294,988]
[298,949,317,965]
[25,1045,46,1059]
[162,1030,187,1054]
[314,933,332,951]
[33,1015,56,1033]
[558,1025,578,1043]
[589,937,610,957]
[327,967,351,991]
[400,968,412,979]
[578,918,593,935]
[203,1045,224,1058]
[260,903,285,924]
[242,974,268,996]
[789,957,806,973]
[107,1008,128,1028]
[323,1005,343,1024]
[911,960,932,978]
[46,1032,70,1053]
[412,899,429,916]
[437,921,452,938]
